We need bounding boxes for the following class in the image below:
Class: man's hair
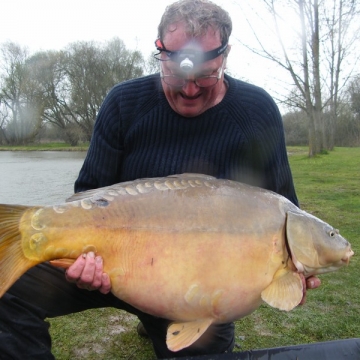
[157,0,232,46]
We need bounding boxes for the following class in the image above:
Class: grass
[0,142,89,151]
[45,146,360,359]
[49,309,154,359]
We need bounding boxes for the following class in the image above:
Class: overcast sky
[0,0,289,106]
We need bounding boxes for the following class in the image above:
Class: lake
[0,151,87,205]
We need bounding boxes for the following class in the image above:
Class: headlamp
[154,39,228,71]
[179,57,194,71]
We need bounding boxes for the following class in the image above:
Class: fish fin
[166,318,213,352]
[0,204,39,297]
[261,269,303,311]
[49,258,76,269]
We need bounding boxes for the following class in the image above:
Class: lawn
[0,142,89,151]
[48,146,360,359]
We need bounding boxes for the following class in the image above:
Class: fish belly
[102,228,286,323]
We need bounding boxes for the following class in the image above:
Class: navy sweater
[75,73,298,206]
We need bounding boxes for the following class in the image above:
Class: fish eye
[328,229,339,237]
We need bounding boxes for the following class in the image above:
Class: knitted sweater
[75,73,298,206]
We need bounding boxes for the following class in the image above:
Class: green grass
[49,309,154,359]
[0,142,89,151]
[47,146,360,359]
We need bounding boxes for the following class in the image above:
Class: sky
[0,0,289,107]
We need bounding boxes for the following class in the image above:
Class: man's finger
[99,273,112,294]
[88,256,104,289]
[306,276,321,289]
[65,253,87,282]
[77,252,96,285]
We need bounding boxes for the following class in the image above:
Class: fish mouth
[342,249,354,265]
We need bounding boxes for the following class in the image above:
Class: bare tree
[349,75,360,117]
[143,51,161,75]
[332,77,360,146]
[0,38,146,145]
[27,50,82,145]
[0,95,10,144]
[323,0,360,149]
[21,39,145,145]
[236,0,360,156]
[0,42,43,145]
[63,38,144,141]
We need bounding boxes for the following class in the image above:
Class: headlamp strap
[154,39,228,65]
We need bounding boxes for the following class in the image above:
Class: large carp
[0,174,354,352]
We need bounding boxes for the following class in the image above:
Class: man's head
[155,0,232,117]
[157,0,232,50]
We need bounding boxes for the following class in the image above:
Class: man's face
[160,22,227,118]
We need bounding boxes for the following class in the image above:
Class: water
[0,151,87,205]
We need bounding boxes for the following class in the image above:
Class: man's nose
[182,79,199,96]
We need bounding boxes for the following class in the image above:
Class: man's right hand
[65,252,111,294]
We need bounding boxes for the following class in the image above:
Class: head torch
[154,39,228,72]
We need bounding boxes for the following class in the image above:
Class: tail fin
[0,204,39,297]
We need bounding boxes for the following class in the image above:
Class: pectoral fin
[261,269,303,311]
[166,318,213,352]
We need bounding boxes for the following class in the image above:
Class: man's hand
[299,274,321,305]
[65,252,111,294]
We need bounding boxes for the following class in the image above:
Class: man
[0,0,320,358]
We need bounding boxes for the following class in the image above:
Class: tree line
[283,75,360,148]
[1,3,360,151]
[0,38,158,146]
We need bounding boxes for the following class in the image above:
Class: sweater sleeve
[249,89,299,206]
[74,85,124,193]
